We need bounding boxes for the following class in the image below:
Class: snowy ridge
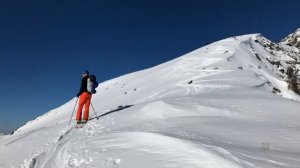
[1,33,300,168]
[281,28,300,49]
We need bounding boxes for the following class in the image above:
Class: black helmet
[82,70,89,75]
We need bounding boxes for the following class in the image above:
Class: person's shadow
[89,105,133,121]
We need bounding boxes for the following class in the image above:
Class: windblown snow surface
[1,34,300,168]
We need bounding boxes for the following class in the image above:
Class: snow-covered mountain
[281,28,300,49]
[1,31,300,168]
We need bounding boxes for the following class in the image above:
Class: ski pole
[68,98,78,126]
[91,102,99,119]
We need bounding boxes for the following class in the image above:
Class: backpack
[87,74,98,94]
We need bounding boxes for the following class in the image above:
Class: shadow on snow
[89,105,133,121]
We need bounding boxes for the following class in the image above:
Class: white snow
[281,28,300,49]
[1,33,300,168]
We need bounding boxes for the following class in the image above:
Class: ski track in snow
[18,126,75,168]
[17,115,118,168]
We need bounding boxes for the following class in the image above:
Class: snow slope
[0,34,300,168]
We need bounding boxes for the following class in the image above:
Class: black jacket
[77,76,89,96]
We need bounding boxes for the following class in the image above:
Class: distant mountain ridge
[251,28,300,95]
[281,28,300,49]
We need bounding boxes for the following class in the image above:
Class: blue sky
[0,0,299,134]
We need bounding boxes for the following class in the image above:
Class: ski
[75,122,86,128]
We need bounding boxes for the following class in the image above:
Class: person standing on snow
[76,70,92,124]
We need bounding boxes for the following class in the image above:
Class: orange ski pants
[76,92,92,121]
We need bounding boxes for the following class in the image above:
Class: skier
[76,70,92,124]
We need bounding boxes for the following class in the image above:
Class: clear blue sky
[0,0,299,134]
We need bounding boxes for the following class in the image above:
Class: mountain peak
[281,28,300,48]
